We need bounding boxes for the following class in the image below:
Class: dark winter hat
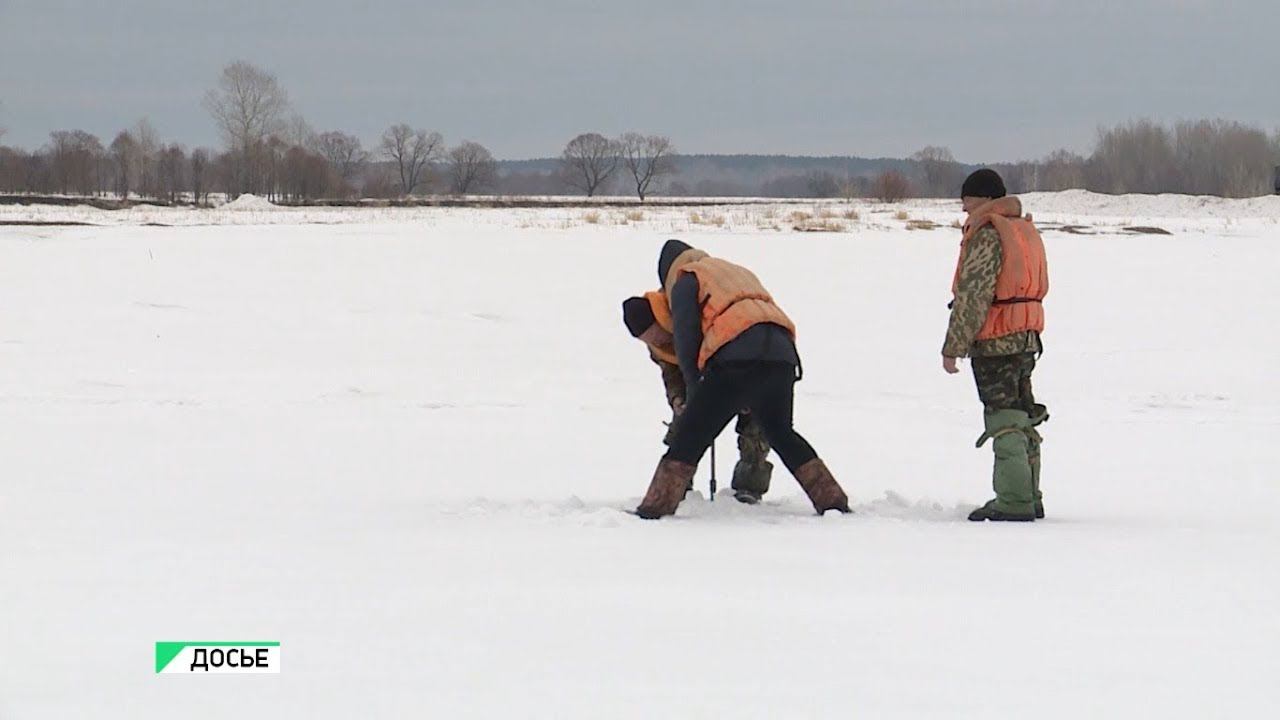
[961,168,1007,199]
[657,239,693,285]
[622,296,657,338]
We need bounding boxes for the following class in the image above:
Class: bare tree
[447,141,497,195]
[278,145,338,201]
[203,61,290,195]
[805,170,841,198]
[1088,119,1176,194]
[380,124,443,195]
[1172,119,1271,197]
[314,131,368,188]
[48,130,103,196]
[618,133,675,201]
[1038,149,1086,191]
[560,133,619,197]
[282,114,316,149]
[841,175,868,201]
[190,148,211,205]
[911,146,964,197]
[1273,131,1280,194]
[21,151,52,194]
[263,135,288,201]
[1000,161,1040,194]
[212,151,236,198]
[361,165,400,199]
[109,131,139,199]
[305,152,337,200]
[0,147,21,192]
[157,144,187,203]
[282,146,309,201]
[130,119,161,198]
[47,132,72,194]
[873,170,910,202]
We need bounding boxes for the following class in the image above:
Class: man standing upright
[943,169,1050,522]
[634,239,850,519]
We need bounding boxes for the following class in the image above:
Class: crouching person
[634,240,850,519]
[622,292,774,503]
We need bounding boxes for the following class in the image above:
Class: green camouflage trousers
[663,411,771,464]
[731,411,772,498]
[734,412,770,466]
[972,352,1037,414]
[972,352,1046,505]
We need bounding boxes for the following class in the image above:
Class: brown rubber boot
[635,459,697,519]
[794,459,851,515]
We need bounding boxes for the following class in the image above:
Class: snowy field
[1,193,1278,718]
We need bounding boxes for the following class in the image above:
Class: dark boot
[968,499,1035,522]
[794,459,851,515]
[731,460,772,504]
[732,413,772,504]
[636,459,697,519]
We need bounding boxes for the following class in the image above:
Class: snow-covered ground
[0,193,1277,718]
[6,189,1280,232]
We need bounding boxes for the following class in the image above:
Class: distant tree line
[2,63,1278,202]
[865,122,1280,201]
[0,61,675,204]
[994,119,1280,199]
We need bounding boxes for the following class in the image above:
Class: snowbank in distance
[1022,189,1280,219]
[221,194,278,211]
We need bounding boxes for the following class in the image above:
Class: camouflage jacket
[942,226,1042,358]
[652,353,686,408]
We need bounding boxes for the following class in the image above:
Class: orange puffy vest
[642,290,679,365]
[667,255,796,370]
[953,199,1049,340]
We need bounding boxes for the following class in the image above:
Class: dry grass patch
[583,211,602,224]
[894,210,910,221]
[690,212,726,227]
[793,218,848,233]
[843,209,860,221]
[625,210,645,223]
[906,219,940,231]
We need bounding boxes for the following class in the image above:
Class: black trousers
[664,362,818,473]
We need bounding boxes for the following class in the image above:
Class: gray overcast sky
[0,0,1275,162]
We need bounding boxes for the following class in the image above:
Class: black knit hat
[622,296,656,338]
[961,168,1007,199]
[657,239,693,285]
